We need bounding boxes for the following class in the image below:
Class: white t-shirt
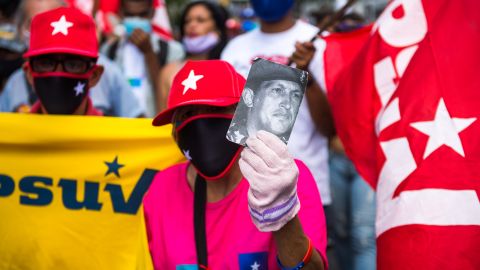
[221,20,331,205]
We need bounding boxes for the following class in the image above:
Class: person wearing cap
[143,60,327,269]
[227,60,306,145]
[221,0,335,220]
[22,6,103,115]
[101,0,185,117]
[0,0,145,117]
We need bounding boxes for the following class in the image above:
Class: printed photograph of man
[227,58,308,145]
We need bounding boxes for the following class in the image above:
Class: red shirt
[30,98,103,116]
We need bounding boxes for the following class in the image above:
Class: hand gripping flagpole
[288,0,357,67]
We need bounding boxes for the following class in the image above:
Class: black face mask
[176,114,242,180]
[32,72,90,115]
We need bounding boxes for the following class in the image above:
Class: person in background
[221,0,335,222]
[334,12,365,33]
[101,0,184,117]
[328,13,376,270]
[158,0,229,111]
[144,59,328,269]
[24,7,103,115]
[0,0,145,117]
[0,0,23,92]
[310,6,336,32]
[294,12,377,270]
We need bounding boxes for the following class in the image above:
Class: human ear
[88,65,104,89]
[243,88,254,107]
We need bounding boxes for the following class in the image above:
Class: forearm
[144,50,161,110]
[305,79,336,139]
[273,216,324,270]
[156,68,171,112]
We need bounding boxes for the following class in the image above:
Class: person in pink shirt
[143,59,328,270]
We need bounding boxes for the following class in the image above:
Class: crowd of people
[0,0,377,269]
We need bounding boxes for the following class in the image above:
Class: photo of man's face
[252,80,302,136]
[226,58,307,146]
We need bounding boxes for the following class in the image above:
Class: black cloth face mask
[175,114,242,181]
[32,71,91,115]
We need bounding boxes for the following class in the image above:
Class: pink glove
[239,130,300,232]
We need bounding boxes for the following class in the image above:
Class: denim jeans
[329,151,377,270]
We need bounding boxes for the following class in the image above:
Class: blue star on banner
[104,156,125,178]
[239,252,268,270]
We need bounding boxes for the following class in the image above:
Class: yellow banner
[0,113,184,270]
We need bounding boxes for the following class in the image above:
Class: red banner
[327,0,480,268]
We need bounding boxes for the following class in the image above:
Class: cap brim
[152,97,239,126]
[24,47,98,58]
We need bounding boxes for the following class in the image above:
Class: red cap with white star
[24,7,98,58]
[152,60,246,126]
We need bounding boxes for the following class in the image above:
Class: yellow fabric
[0,113,184,270]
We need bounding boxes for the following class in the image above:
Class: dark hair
[246,58,307,92]
[179,1,229,60]
[0,0,21,19]
[120,0,154,9]
[310,6,335,26]
[335,12,365,33]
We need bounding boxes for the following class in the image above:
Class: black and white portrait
[226,58,308,145]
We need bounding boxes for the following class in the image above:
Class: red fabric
[24,7,98,58]
[151,0,173,40]
[64,0,94,17]
[30,98,103,116]
[152,60,246,126]
[323,25,372,93]
[327,0,480,268]
[97,0,172,39]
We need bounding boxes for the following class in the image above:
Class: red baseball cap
[152,60,246,126]
[24,7,98,58]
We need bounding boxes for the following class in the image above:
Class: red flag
[150,0,173,40]
[328,0,480,268]
[96,0,172,39]
[323,25,372,93]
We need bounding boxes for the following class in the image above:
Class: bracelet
[276,238,313,270]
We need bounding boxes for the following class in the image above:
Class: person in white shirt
[221,0,335,206]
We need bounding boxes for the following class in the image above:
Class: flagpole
[312,0,358,41]
[288,0,357,67]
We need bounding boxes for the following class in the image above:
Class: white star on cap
[410,98,476,159]
[73,82,85,96]
[183,149,192,160]
[181,70,204,95]
[51,15,74,36]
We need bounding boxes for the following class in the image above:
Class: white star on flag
[73,82,85,96]
[251,261,260,270]
[181,70,204,95]
[410,98,476,159]
[50,15,74,36]
[183,149,192,160]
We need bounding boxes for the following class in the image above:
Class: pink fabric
[143,160,328,270]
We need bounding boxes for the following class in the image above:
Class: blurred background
[166,0,389,37]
